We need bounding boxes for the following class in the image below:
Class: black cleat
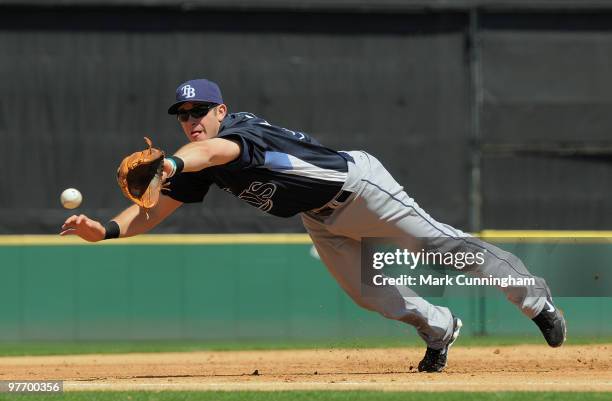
[418,316,462,373]
[532,297,567,347]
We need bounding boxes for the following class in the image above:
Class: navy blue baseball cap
[167,79,223,114]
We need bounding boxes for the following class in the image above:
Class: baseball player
[61,78,566,372]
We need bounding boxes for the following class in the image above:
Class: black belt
[334,190,353,203]
[310,190,353,217]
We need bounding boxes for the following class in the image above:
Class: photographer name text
[372,274,535,288]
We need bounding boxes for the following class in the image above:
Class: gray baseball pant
[301,150,550,350]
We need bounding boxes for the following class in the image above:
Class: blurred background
[0,0,611,345]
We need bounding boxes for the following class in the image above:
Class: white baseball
[60,188,83,209]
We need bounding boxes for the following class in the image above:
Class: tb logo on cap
[181,85,196,99]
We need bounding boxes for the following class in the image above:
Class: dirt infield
[0,344,610,392]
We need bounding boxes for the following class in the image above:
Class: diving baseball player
[61,78,567,372]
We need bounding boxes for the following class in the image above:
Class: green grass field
[0,392,610,401]
[0,335,609,357]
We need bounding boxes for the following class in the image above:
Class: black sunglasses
[177,104,216,122]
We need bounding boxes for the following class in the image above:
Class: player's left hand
[60,214,106,242]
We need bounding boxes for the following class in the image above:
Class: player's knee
[375,299,418,322]
[378,308,417,322]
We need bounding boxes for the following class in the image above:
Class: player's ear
[215,104,227,122]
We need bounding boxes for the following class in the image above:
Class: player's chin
[191,133,208,142]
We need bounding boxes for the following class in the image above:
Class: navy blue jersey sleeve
[217,113,326,171]
[218,128,266,170]
[161,171,213,203]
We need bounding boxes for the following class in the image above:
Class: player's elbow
[207,139,241,166]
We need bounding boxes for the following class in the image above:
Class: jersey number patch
[238,182,277,212]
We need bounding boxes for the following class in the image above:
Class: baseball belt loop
[310,189,353,215]
[329,199,342,209]
[324,189,345,210]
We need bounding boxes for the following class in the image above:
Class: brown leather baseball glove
[116,137,165,210]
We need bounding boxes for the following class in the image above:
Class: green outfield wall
[0,233,610,341]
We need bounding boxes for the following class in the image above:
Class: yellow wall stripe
[0,231,611,246]
[480,230,612,238]
[479,230,612,243]
[0,234,313,246]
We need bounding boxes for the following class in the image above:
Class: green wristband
[167,156,184,176]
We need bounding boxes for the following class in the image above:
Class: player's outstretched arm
[60,195,182,242]
[170,138,241,172]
